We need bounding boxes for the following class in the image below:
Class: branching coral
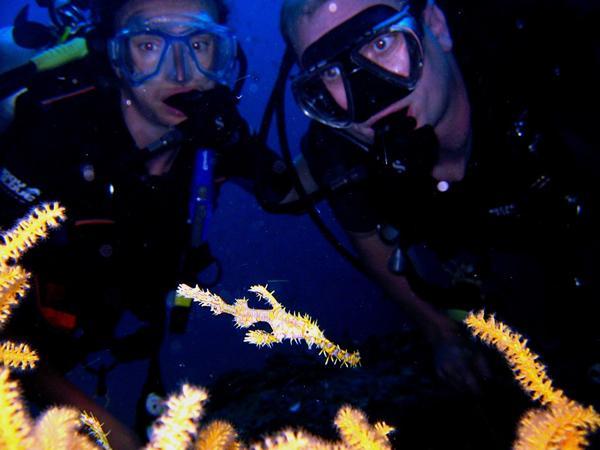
[0,203,65,266]
[80,412,113,450]
[251,429,339,450]
[0,266,34,370]
[33,406,96,450]
[145,384,208,450]
[465,310,564,405]
[514,401,600,450]
[465,310,600,449]
[250,405,393,450]
[177,284,361,368]
[4,376,234,450]
[0,205,371,450]
[0,368,35,450]
[1,204,101,450]
[333,406,394,450]
[0,342,38,371]
[1,203,65,370]
[0,266,29,328]
[2,204,597,449]
[194,420,242,450]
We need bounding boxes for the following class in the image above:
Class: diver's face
[295,0,455,140]
[115,0,218,128]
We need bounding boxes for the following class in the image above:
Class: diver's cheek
[195,77,216,92]
[397,92,425,128]
[412,87,441,129]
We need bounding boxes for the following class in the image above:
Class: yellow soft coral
[0,372,103,450]
[177,284,361,367]
[1,204,64,371]
[1,369,395,450]
[0,267,29,328]
[0,342,38,370]
[33,406,84,450]
[514,401,600,450]
[251,428,342,450]
[0,368,35,450]
[334,406,393,450]
[0,203,65,266]
[465,310,564,405]
[194,420,242,450]
[250,405,393,450]
[145,384,208,450]
[80,411,113,450]
[465,310,600,449]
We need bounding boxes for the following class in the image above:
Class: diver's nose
[172,43,190,83]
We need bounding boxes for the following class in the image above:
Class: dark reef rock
[203,331,531,449]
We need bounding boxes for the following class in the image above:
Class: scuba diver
[278,0,598,400]
[0,0,294,448]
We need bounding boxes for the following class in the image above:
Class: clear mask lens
[354,28,422,83]
[293,63,351,128]
[112,14,237,86]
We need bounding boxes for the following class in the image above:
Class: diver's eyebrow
[129,12,218,26]
[117,7,148,26]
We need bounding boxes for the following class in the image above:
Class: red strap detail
[74,219,116,227]
[34,278,77,331]
[39,306,77,331]
[40,85,97,107]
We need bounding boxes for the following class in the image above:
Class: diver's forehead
[297,0,402,56]
[117,0,216,28]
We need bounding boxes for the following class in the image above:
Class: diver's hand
[431,332,491,395]
[165,85,250,150]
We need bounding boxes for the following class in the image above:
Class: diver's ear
[422,1,453,52]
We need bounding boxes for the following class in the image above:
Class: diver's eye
[130,34,164,54]
[139,42,159,52]
[372,34,395,53]
[191,35,213,52]
[321,66,341,81]
[191,41,207,51]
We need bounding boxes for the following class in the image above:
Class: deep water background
[0,0,405,428]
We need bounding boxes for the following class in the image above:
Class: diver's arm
[349,231,489,392]
[20,365,142,450]
[349,231,457,342]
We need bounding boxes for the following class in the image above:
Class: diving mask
[109,13,237,86]
[292,4,424,128]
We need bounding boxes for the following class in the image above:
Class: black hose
[258,47,293,143]
[272,47,365,273]
[0,62,37,101]
[233,43,248,101]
